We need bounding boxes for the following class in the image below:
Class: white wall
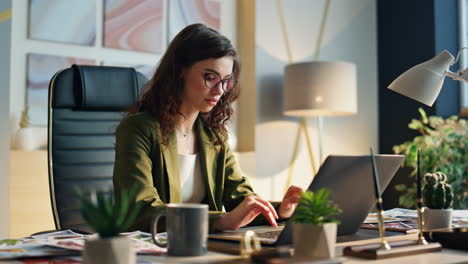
[0,1,12,237]
[253,0,378,200]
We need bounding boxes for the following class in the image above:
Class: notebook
[208,154,404,245]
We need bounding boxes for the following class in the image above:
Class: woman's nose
[211,82,224,96]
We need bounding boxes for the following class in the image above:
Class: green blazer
[113,112,278,232]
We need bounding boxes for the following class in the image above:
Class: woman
[113,23,303,232]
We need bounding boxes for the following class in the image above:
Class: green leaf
[291,188,342,225]
[409,120,423,130]
[395,184,407,192]
[79,183,142,237]
[418,107,429,124]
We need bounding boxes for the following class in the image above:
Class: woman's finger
[255,197,279,219]
[285,185,304,197]
[287,195,301,204]
[248,200,278,227]
[283,186,298,200]
[282,195,301,209]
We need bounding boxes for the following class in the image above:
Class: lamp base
[343,240,442,259]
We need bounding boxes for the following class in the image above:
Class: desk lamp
[388,48,468,106]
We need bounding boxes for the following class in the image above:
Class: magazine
[361,208,468,233]
[361,220,419,233]
[0,230,166,260]
[0,238,79,260]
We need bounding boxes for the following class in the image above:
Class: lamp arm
[452,47,468,65]
[445,47,468,82]
[446,69,468,83]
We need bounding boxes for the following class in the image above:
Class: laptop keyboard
[255,230,282,239]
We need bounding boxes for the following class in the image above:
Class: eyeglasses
[203,72,238,92]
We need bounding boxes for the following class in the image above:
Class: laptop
[209,154,404,246]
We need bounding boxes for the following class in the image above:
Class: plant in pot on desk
[291,188,341,260]
[79,185,141,264]
[14,105,34,150]
[422,172,454,231]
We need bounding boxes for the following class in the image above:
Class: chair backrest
[48,65,148,232]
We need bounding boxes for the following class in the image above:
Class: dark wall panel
[377,0,460,209]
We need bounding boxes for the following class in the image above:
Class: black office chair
[47,65,148,232]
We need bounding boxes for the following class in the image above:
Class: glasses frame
[203,72,238,92]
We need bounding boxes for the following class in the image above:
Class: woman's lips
[205,99,218,106]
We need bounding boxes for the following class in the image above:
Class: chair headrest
[73,65,141,111]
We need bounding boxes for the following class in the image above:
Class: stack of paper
[362,208,468,233]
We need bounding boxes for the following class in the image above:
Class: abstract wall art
[29,0,96,45]
[168,0,221,42]
[104,0,165,53]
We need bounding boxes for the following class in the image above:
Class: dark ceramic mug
[151,204,208,256]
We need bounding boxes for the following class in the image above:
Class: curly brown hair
[134,24,240,147]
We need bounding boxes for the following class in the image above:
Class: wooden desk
[0,236,466,264]
[207,229,468,263]
[335,232,468,263]
[0,252,243,264]
[336,249,468,264]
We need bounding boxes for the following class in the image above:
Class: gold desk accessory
[240,231,262,259]
[343,148,442,259]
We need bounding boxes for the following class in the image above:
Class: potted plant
[80,185,141,264]
[291,188,341,260]
[422,172,454,231]
[14,105,34,150]
[393,108,467,209]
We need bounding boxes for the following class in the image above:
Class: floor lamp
[276,0,357,191]
[283,62,357,189]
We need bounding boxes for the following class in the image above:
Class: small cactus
[422,172,454,209]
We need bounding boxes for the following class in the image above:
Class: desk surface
[206,230,468,264]
[1,248,465,264]
[335,232,468,264]
[1,230,467,263]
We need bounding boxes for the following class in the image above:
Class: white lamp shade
[387,50,455,106]
[283,61,357,116]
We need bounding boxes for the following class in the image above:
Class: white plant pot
[83,236,135,264]
[14,127,36,150]
[14,127,47,150]
[292,222,337,260]
[422,208,453,231]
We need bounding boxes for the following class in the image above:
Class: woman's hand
[213,195,279,231]
[278,185,304,219]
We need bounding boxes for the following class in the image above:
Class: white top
[178,153,206,203]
